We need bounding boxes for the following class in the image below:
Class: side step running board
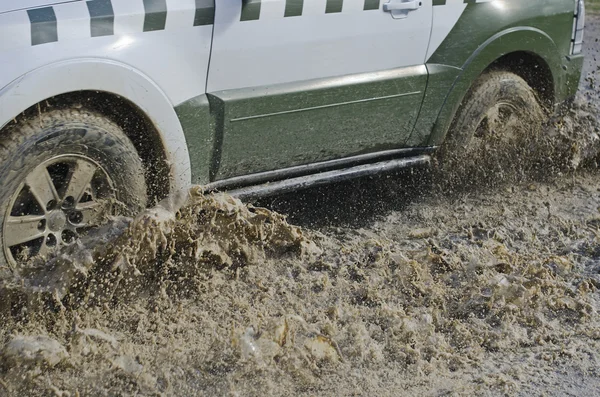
[226,155,431,200]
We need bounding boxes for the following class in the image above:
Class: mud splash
[432,95,600,195]
[2,171,600,395]
[1,187,316,305]
[2,18,600,397]
[0,188,322,395]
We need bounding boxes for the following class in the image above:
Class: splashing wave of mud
[433,95,600,194]
[1,187,317,304]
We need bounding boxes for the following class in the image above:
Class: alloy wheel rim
[3,154,115,268]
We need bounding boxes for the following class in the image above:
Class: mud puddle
[4,170,600,396]
[2,17,600,397]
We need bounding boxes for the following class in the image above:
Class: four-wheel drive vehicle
[0,0,586,271]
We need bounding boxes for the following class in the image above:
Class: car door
[207,0,433,180]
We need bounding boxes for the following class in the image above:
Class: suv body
[0,0,586,271]
[0,0,585,191]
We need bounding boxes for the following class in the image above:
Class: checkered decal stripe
[194,0,216,26]
[27,7,58,46]
[27,0,216,46]
[24,0,497,45]
[240,0,497,20]
[86,0,114,38]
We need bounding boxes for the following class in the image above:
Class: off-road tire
[0,109,147,275]
[437,71,547,189]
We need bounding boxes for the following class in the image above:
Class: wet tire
[0,109,147,274]
[437,71,547,189]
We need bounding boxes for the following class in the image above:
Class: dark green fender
[410,0,583,147]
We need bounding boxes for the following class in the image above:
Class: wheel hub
[2,154,115,267]
[469,102,523,152]
[47,210,67,232]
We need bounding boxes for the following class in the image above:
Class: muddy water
[2,19,600,397]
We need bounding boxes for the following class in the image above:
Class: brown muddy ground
[1,17,600,397]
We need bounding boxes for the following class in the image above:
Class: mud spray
[2,21,600,397]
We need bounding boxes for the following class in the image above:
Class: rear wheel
[0,109,147,277]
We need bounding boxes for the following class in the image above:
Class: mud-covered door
[207,0,433,180]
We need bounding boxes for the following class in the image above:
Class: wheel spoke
[25,167,60,210]
[76,201,106,227]
[5,215,46,247]
[37,239,53,258]
[64,161,98,203]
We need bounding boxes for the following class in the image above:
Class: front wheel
[437,71,547,189]
[0,109,147,276]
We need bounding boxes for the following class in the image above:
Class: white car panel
[207,0,434,92]
[0,58,193,190]
[0,8,31,51]
[0,0,211,106]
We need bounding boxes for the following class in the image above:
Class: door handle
[383,0,421,12]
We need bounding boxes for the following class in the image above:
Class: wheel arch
[0,58,193,198]
[426,27,565,147]
[6,91,173,202]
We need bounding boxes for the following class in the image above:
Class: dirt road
[1,16,600,397]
